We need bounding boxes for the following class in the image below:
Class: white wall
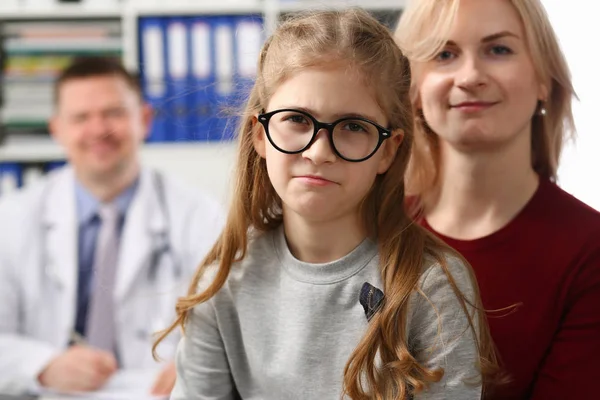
[543,0,600,211]
[142,142,237,206]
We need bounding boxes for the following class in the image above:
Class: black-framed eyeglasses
[257,108,392,162]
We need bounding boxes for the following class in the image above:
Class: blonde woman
[396,0,600,398]
[155,9,501,400]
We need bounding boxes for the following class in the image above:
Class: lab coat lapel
[42,167,78,331]
[115,169,168,302]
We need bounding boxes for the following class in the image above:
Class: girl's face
[254,66,400,224]
[417,0,547,153]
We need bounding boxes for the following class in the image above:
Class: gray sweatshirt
[170,227,482,399]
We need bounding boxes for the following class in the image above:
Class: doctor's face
[50,75,152,182]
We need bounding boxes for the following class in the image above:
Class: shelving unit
[121,0,266,88]
[0,137,233,163]
[0,136,63,163]
[0,3,122,19]
[0,19,122,141]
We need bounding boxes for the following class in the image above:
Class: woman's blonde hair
[395,0,576,198]
[155,8,499,399]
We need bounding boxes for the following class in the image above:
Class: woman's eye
[489,45,513,56]
[435,50,456,61]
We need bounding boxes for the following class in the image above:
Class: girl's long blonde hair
[155,8,500,399]
[395,0,576,198]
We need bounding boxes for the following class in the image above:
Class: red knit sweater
[421,179,600,399]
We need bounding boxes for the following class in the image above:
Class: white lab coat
[0,166,224,394]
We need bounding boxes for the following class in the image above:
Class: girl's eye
[285,114,308,124]
[343,122,368,132]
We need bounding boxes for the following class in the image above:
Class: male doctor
[0,57,223,396]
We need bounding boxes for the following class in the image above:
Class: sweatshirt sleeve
[529,241,600,399]
[170,268,237,400]
[408,255,482,400]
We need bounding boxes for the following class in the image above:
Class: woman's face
[417,0,547,153]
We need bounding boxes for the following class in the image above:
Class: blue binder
[45,160,67,173]
[210,16,237,141]
[0,163,22,195]
[139,17,169,142]
[233,15,264,109]
[138,14,264,142]
[188,16,215,142]
[165,17,191,142]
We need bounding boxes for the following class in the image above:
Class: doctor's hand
[38,345,118,393]
[150,362,177,396]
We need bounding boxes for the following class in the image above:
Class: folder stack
[138,14,264,143]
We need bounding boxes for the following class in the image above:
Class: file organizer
[0,20,122,140]
[188,17,214,141]
[138,14,265,143]
[232,15,263,137]
[139,17,168,143]
[211,16,236,141]
[165,17,190,142]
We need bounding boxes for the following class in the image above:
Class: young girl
[395,0,600,398]
[156,9,498,399]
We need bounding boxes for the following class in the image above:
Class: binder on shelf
[0,163,22,196]
[1,20,122,140]
[188,16,215,142]
[136,14,264,143]
[234,15,264,107]
[44,160,67,173]
[210,16,236,141]
[165,17,191,142]
[139,17,168,143]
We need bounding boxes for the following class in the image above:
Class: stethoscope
[146,170,182,282]
[40,170,182,290]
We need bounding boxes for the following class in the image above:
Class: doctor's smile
[85,139,120,157]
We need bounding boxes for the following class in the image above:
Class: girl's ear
[377,129,404,174]
[252,115,267,158]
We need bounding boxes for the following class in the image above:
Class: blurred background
[0,0,596,211]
